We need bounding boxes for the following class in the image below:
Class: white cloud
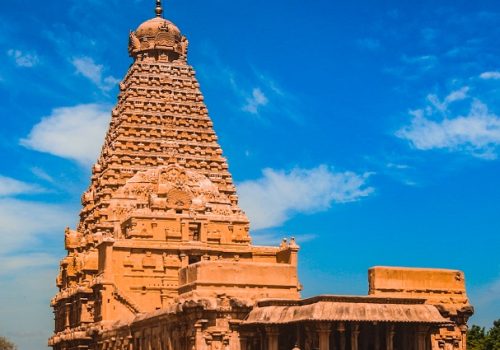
[7,49,39,67]
[0,176,43,197]
[427,86,469,112]
[386,163,410,170]
[397,88,500,159]
[242,88,269,114]
[72,56,119,91]
[401,54,438,71]
[197,46,299,120]
[238,165,374,230]
[21,103,110,166]
[0,253,58,276]
[0,198,74,254]
[30,167,55,183]
[480,71,500,80]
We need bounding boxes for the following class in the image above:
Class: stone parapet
[178,260,301,301]
[368,266,469,304]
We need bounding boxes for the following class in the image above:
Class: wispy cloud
[72,56,119,91]
[396,88,500,159]
[401,54,438,71]
[238,165,374,230]
[0,198,74,254]
[197,44,301,121]
[480,71,500,80]
[30,167,55,183]
[386,163,411,170]
[427,86,469,112]
[21,103,110,166]
[384,54,439,79]
[0,176,44,197]
[242,88,268,114]
[7,49,40,67]
[0,253,58,276]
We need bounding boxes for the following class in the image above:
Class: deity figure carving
[128,31,140,53]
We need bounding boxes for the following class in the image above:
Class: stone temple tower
[49,2,473,350]
[49,2,301,349]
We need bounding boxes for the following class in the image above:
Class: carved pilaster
[317,323,331,350]
[265,326,280,350]
[459,324,468,350]
[194,320,208,350]
[338,322,346,350]
[385,324,395,350]
[350,323,360,350]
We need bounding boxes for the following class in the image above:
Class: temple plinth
[49,2,473,350]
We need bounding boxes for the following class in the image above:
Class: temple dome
[135,17,181,40]
[128,16,187,58]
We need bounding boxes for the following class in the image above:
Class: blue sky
[1,0,500,349]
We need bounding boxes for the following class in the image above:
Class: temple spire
[155,0,163,17]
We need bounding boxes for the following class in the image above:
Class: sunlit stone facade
[49,2,473,349]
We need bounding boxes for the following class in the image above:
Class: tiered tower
[50,2,301,349]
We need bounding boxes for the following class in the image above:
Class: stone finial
[289,237,299,249]
[280,238,288,249]
[155,0,163,17]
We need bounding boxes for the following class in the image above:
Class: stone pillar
[338,323,346,350]
[65,302,71,329]
[416,326,427,350]
[385,325,395,350]
[459,325,468,350]
[265,326,279,350]
[228,323,242,350]
[317,323,331,350]
[351,323,360,350]
[194,321,207,350]
[127,335,134,350]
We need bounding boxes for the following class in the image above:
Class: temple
[48,2,473,349]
